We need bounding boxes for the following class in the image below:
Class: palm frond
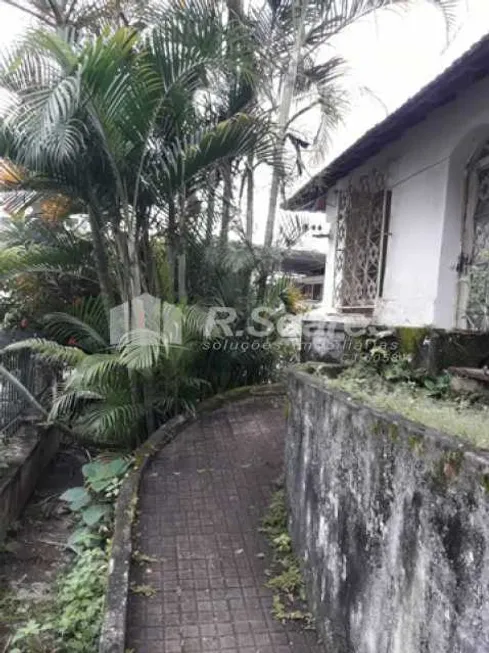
[65,353,126,391]
[277,211,310,249]
[294,55,345,95]
[4,337,87,366]
[49,387,103,422]
[154,113,275,199]
[43,297,109,352]
[118,329,168,371]
[0,241,96,284]
[73,397,146,445]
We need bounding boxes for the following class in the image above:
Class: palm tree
[262,0,459,249]
[0,0,275,315]
[0,0,151,30]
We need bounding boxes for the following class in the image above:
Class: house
[280,248,326,303]
[286,33,489,334]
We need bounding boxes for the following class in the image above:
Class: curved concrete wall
[286,370,489,653]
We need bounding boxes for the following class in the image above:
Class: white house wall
[321,75,489,329]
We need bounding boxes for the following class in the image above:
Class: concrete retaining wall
[286,369,489,653]
[0,425,61,541]
[301,322,489,375]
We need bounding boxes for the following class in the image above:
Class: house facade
[286,34,489,332]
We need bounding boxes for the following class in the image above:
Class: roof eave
[284,32,489,212]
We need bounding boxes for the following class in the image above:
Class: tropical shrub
[6,308,207,446]
[61,456,132,551]
[0,212,99,329]
[5,269,299,446]
[0,0,306,450]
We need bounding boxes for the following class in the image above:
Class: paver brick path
[127,396,324,653]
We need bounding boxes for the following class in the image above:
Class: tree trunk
[87,205,115,316]
[167,196,177,301]
[177,191,187,302]
[246,154,254,242]
[114,229,132,302]
[217,0,242,252]
[205,171,217,246]
[140,224,157,295]
[127,229,143,300]
[177,253,187,303]
[263,0,306,249]
[220,161,233,249]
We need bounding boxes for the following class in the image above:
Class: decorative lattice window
[466,163,489,331]
[334,171,391,312]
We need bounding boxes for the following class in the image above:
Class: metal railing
[0,336,54,439]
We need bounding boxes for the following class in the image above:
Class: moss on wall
[395,327,430,356]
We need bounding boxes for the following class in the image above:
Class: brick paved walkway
[127,396,324,653]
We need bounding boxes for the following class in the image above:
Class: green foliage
[325,363,489,450]
[0,0,304,449]
[261,489,287,538]
[271,594,312,624]
[358,335,414,381]
[348,332,450,393]
[130,583,158,597]
[261,490,312,627]
[132,550,158,565]
[4,453,125,651]
[8,548,108,653]
[43,297,109,353]
[6,338,88,367]
[267,562,303,595]
[60,456,132,550]
[6,273,298,447]
[82,458,132,493]
[0,214,99,329]
[423,374,451,399]
[0,6,276,308]
[5,305,208,446]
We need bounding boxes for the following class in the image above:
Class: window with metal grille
[333,171,391,313]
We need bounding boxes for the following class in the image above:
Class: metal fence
[0,333,54,439]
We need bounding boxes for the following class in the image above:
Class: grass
[321,368,489,450]
[260,489,313,628]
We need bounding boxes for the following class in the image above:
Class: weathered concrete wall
[286,370,489,653]
[301,322,489,375]
[0,425,61,542]
[414,329,489,375]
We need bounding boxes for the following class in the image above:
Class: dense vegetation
[307,350,489,449]
[0,0,457,446]
[0,0,459,650]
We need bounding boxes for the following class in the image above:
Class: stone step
[448,366,489,396]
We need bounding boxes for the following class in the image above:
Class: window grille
[466,165,489,331]
[334,171,391,312]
